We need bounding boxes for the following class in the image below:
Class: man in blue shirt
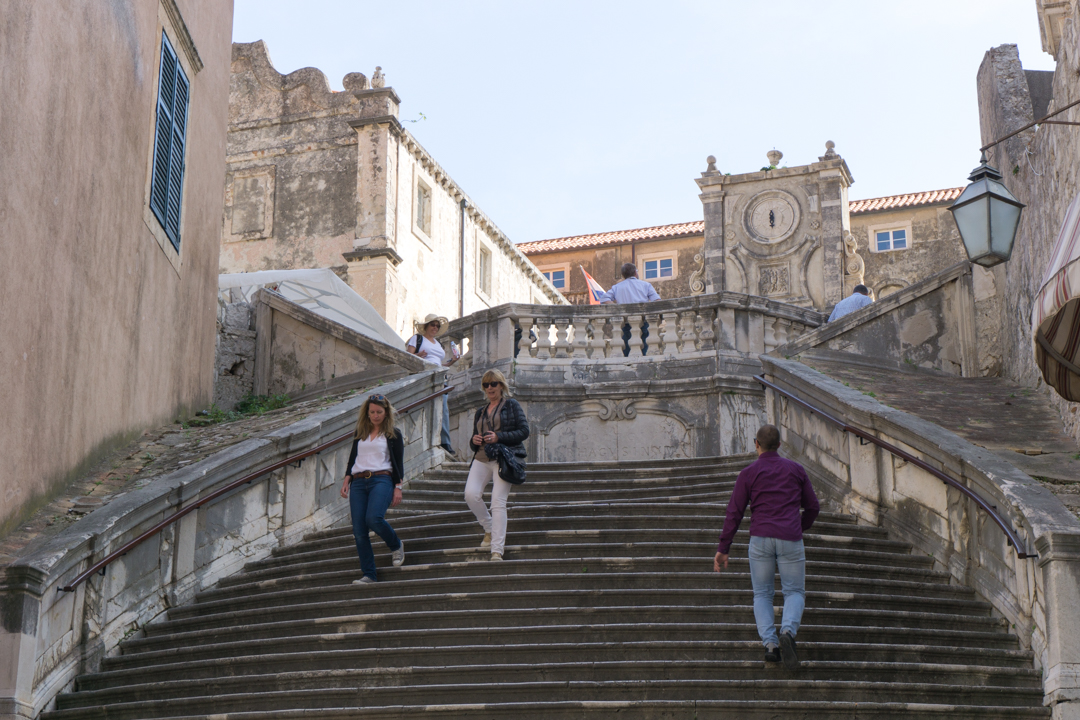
[599,263,661,356]
[827,284,873,322]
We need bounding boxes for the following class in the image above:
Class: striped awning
[1032,192,1080,401]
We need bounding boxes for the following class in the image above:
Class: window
[542,270,566,289]
[875,228,908,252]
[415,179,432,237]
[478,245,492,297]
[644,258,673,280]
[150,32,190,252]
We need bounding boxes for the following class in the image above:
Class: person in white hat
[406,314,457,454]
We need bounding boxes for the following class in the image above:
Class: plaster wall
[849,205,968,299]
[975,40,1080,443]
[523,234,706,303]
[0,0,233,538]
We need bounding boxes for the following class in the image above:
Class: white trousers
[464,459,513,555]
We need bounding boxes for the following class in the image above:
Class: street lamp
[948,153,1025,268]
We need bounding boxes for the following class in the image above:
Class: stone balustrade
[442,291,824,368]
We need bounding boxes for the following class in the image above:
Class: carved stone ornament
[597,399,637,421]
[843,230,865,280]
[758,265,790,296]
[689,252,706,295]
[743,190,800,244]
[371,66,385,88]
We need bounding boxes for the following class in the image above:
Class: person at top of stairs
[465,369,530,561]
[714,424,820,670]
[340,394,407,584]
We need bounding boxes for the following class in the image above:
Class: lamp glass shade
[949,158,1025,268]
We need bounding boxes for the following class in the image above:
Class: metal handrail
[754,375,1036,559]
[60,387,454,592]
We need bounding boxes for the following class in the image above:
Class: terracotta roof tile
[848,187,964,215]
[518,221,704,255]
[518,188,964,254]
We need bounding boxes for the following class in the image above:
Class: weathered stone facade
[521,150,966,310]
[220,42,565,342]
[0,0,233,540]
[976,38,1080,445]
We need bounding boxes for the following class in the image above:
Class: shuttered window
[149,32,190,251]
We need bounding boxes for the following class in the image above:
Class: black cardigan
[468,398,530,454]
[345,428,405,485]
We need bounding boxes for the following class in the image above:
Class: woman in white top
[407,313,457,454]
[340,394,405,584]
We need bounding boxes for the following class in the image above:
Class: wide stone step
[161,585,992,631]
[260,528,912,571]
[46,675,1048,720]
[213,556,956,595]
[277,517,891,560]
[417,467,741,484]
[192,568,973,612]
[62,657,1043,710]
[85,639,1034,690]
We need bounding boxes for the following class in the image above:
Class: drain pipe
[459,198,468,317]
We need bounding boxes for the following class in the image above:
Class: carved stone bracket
[689,252,706,295]
[597,399,637,421]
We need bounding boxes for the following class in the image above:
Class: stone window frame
[476,236,494,302]
[638,250,678,281]
[412,168,434,247]
[867,221,912,253]
[536,262,570,291]
[140,0,201,277]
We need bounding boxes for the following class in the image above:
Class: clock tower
[695,143,854,311]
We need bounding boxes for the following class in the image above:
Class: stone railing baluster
[553,318,571,358]
[535,316,553,360]
[626,314,644,358]
[661,311,680,356]
[697,308,716,353]
[517,317,535,359]
[571,317,589,358]
[679,310,698,354]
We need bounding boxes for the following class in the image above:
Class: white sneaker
[352,576,376,585]
[480,532,492,549]
[490,552,503,561]
[392,540,405,567]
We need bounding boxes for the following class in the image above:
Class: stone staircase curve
[43,455,1049,719]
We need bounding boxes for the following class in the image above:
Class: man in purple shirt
[714,424,819,669]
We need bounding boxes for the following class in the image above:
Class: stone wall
[440,293,825,462]
[761,355,1080,719]
[251,289,429,401]
[976,40,1080,443]
[0,371,446,720]
[220,42,565,341]
[214,296,257,410]
[0,0,233,539]
[778,262,989,377]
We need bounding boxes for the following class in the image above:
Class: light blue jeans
[748,536,806,647]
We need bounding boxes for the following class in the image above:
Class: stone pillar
[1036,532,1080,719]
[696,156,726,294]
[0,567,47,720]
[348,87,404,327]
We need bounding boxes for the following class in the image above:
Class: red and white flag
[580,266,606,305]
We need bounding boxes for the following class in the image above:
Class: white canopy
[218,269,404,348]
[1032,192,1080,402]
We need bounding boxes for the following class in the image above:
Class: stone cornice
[348,115,404,135]
[162,0,203,74]
[343,247,404,266]
[352,87,402,105]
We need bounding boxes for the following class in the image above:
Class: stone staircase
[44,456,1048,719]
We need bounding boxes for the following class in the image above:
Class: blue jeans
[748,536,806,647]
[349,474,401,581]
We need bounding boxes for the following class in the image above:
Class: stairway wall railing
[760,355,1080,712]
[0,371,447,720]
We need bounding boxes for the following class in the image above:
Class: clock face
[745,192,799,244]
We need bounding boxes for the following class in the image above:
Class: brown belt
[355,470,391,479]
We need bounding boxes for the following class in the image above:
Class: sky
[232,0,1055,244]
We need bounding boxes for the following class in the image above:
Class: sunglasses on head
[482,382,501,389]
[370,394,387,402]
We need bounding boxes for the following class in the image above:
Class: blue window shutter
[149,33,188,251]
